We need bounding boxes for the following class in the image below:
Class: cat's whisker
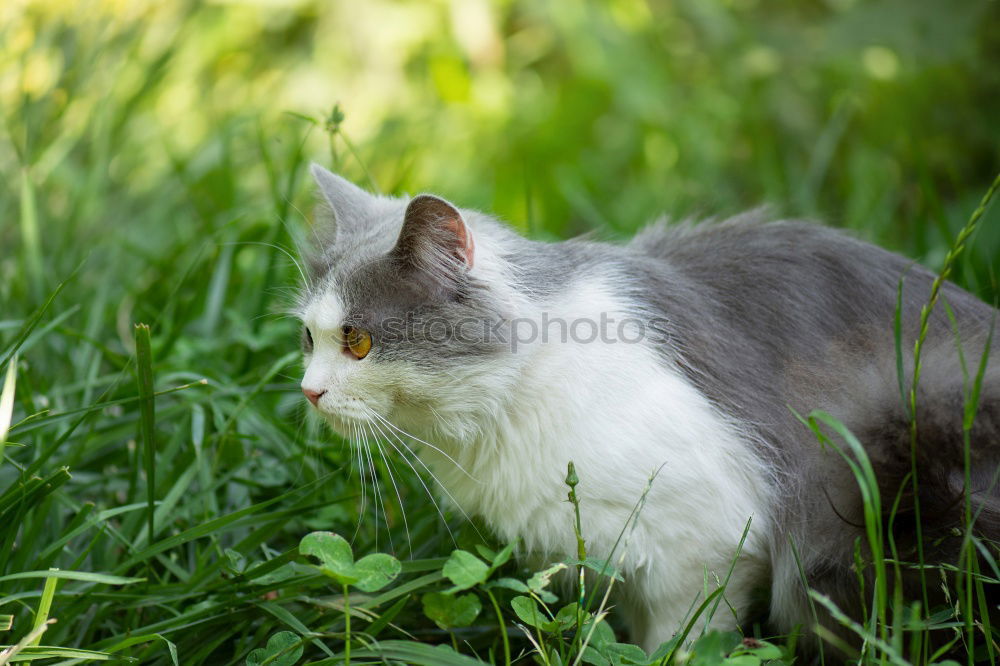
[367,411,485,541]
[224,240,310,290]
[281,198,318,249]
[363,425,390,553]
[350,422,368,544]
[368,422,413,556]
[360,425,373,527]
[349,423,359,483]
[372,413,479,483]
[365,412,458,547]
[253,308,308,324]
[272,200,320,273]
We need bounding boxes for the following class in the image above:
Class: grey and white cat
[298,164,999,653]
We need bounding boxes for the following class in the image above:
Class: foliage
[0,0,998,664]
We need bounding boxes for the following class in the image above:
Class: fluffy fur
[298,164,1000,654]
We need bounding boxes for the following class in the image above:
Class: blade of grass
[254,601,335,659]
[0,275,71,370]
[795,409,888,659]
[906,171,1000,647]
[0,354,16,460]
[788,535,825,666]
[0,571,144,585]
[0,467,72,522]
[27,570,58,647]
[327,639,489,666]
[111,475,336,573]
[0,619,55,666]
[19,169,42,294]
[102,633,178,666]
[810,592,908,666]
[702,516,752,631]
[1,644,117,662]
[133,324,156,545]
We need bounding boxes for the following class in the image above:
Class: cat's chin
[317,410,376,436]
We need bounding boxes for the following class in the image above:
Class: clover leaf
[245,631,303,666]
[422,591,482,630]
[299,531,399,592]
[353,553,402,593]
[442,550,490,591]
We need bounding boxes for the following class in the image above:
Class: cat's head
[297,165,516,442]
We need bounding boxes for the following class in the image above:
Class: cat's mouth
[318,406,374,429]
[312,396,388,433]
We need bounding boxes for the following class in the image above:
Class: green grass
[2,1,999,664]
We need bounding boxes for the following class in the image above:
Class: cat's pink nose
[302,388,325,407]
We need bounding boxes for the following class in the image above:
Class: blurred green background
[1,0,999,662]
[3,0,999,303]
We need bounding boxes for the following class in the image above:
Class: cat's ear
[393,194,475,272]
[310,163,372,233]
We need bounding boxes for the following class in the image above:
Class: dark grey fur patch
[329,252,511,368]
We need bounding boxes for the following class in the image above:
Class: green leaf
[581,646,611,666]
[604,642,649,665]
[345,640,489,665]
[554,602,581,631]
[490,541,515,570]
[510,595,557,631]
[689,631,742,666]
[245,631,303,666]
[567,556,624,582]
[442,550,490,591]
[474,544,496,562]
[422,591,482,630]
[299,531,357,584]
[732,639,782,660]
[488,577,529,593]
[581,617,617,650]
[527,562,567,593]
[353,553,401,592]
[648,636,681,661]
[722,656,760,666]
[224,548,247,574]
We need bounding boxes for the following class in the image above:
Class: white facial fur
[302,293,388,425]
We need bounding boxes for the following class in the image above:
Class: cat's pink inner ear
[401,195,475,269]
[444,212,475,269]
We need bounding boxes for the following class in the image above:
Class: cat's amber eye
[343,326,372,359]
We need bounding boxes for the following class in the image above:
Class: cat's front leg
[621,557,760,654]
